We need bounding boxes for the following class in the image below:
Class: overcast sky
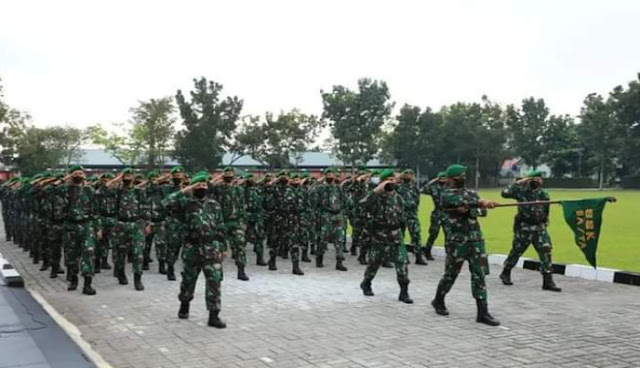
[1,0,639,129]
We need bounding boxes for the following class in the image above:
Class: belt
[118,217,140,223]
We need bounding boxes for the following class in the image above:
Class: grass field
[412,189,640,272]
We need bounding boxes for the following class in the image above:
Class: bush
[621,176,640,189]
[542,178,600,188]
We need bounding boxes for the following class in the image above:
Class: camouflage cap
[445,164,466,178]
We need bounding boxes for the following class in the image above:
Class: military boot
[159,261,166,274]
[68,274,78,291]
[301,248,311,263]
[134,273,144,291]
[398,281,414,304]
[256,250,267,266]
[424,244,435,260]
[101,256,112,270]
[542,273,562,292]
[237,265,250,281]
[40,259,50,272]
[309,243,316,255]
[292,261,304,276]
[360,279,374,296]
[118,268,129,285]
[94,258,101,274]
[167,264,176,281]
[268,253,278,271]
[500,267,513,285]
[82,276,96,295]
[208,310,227,329]
[142,258,150,271]
[315,254,324,268]
[415,249,428,265]
[350,243,357,256]
[476,299,500,326]
[178,302,190,319]
[357,253,367,265]
[32,250,40,264]
[49,263,59,279]
[335,259,347,271]
[431,285,449,316]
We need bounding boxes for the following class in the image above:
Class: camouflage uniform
[45,182,66,278]
[111,184,147,287]
[164,181,185,280]
[423,180,447,257]
[266,180,299,268]
[397,179,424,262]
[315,180,346,268]
[144,182,168,269]
[62,183,98,287]
[163,191,226,313]
[245,182,266,265]
[95,181,116,271]
[435,188,490,301]
[211,181,248,278]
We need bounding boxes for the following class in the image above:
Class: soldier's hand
[479,199,499,209]
[456,206,469,214]
[144,224,152,235]
[181,184,196,195]
[374,180,389,194]
[516,177,530,185]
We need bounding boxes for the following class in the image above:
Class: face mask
[280,177,289,184]
[529,181,541,190]
[172,178,182,185]
[371,177,380,185]
[385,183,396,192]
[223,176,233,183]
[72,176,84,184]
[122,179,132,186]
[403,178,411,183]
[194,188,208,199]
[326,177,334,183]
[245,181,254,187]
[452,178,465,188]
[438,180,446,186]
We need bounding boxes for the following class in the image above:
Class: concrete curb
[0,251,24,287]
[431,246,640,286]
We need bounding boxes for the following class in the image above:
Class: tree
[87,123,145,166]
[579,93,617,189]
[506,97,550,169]
[174,77,243,171]
[129,97,176,168]
[541,115,581,178]
[322,78,393,168]
[609,74,640,176]
[475,96,509,187]
[0,76,28,167]
[14,126,86,175]
[234,109,324,169]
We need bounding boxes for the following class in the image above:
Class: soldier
[142,170,168,273]
[165,166,187,281]
[44,173,67,278]
[211,167,249,281]
[423,172,447,260]
[500,170,561,292]
[315,168,348,271]
[359,169,413,304]
[0,178,19,242]
[431,165,500,326]
[62,165,98,295]
[397,169,427,265]
[107,168,147,291]
[342,166,368,257]
[94,172,116,274]
[244,173,267,266]
[298,171,313,263]
[163,173,227,328]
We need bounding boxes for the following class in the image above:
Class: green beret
[134,174,144,180]
[195,170,209,178]
[32,173,43,181]
[101,172,115,179]
[402,169,414,175]
[147,170,160,180]
[41,172,52,178]
[323,167,336,175]
[8,177,20,184]
[223,166,234,173]
[370,169,380,176]
[445,164,466,178]
[122,168,134,174]
[170,166,184,174]
[87,175,99,182]
[300,171,309,179]
[437,171,446,179]
[277,169,290,177]
[189,174,209,185]
[243,173,254,179]
[527,169,544,178]
[54,172,65,179]
[290,173,299,180]
[68,165,83,174]
[380,169,395,181]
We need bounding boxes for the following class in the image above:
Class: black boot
[178,302,190,319]
[68,275,78,291]
[310,243,316,255]
[82,276,96,295]
[476,299,500,326]
[292,261,304,275]
[415,249,428,265]
[237,265,250,281]
[398,281,414,304]
[268,253,278,271]
[335,259,347,271]
[500,267,513,285]
[134,273,144,291]
[357,253,367,265]
[32,250,40,264]
[167,264,176,281]
[407,245,415,254]
[94,258,101,274]
[256,251,267,266]
[424,244,435,260]
[207,310,227,329]
[40,259,50,272]
[360,279,374,296]
[542,273,562,292]
[142,258,150,271]
[316,254,324,268]
[431,285,449,315]
[382,260,393,268]
[118,268,129,285]
[101,256,111,270]
[50,264,59,279]
[350,243,357,256]
[159,261,166,274]
[301,248,311,263]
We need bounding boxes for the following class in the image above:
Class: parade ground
[2,223,640,368]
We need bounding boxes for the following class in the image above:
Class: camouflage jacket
[144,183,166,222]
[211,183,246,222]
[396,180,420,213]
[423,181,446,210]
[162,191,226,250]
[315,182,343,214]
[441,187,486,242]
[94,183,116,218]
[111,185,145,222]
[361,190,405,230]
[63,184,96,222]
[272,182,297,214]
[501,183,550,230]
[44,184,66,223]
[244,184,263,220]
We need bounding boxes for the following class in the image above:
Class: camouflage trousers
[47,221,63,267]
[245,214,265,254]
[425,210,444,247]
[350,217,364,247]
[504,228,553,274]
[268,213,299,262]
[35,217,48,260]
[225,221,247,267]
[112,221,145,275]
[146,221,167,262]
[297,212,313,250]
[437,239,489,301]
[100,217,116,261]
[402,211,422,248]
[363,228,409,283]
[165,219,184,267]
[179,241,224,311]
[63,221,97,277]
[318,212,345,261]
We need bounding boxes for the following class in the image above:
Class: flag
[560,198,610,268]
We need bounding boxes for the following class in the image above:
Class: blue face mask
[371,177,380,185]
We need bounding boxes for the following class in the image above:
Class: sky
[1,0,640,130]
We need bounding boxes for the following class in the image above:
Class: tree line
[1,74,639,188]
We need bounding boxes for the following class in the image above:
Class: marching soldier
[165,166,187,281]
[315,168,347,271]
[244,173,267,266]
[397,169,427,265]
[423,172,447,260]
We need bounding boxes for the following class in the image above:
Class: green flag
[560,198,610,268]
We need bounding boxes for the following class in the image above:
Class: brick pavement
[1,233,640,368]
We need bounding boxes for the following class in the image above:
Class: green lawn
[414,189,640,272]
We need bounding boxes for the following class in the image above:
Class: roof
[70,149,385,169]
